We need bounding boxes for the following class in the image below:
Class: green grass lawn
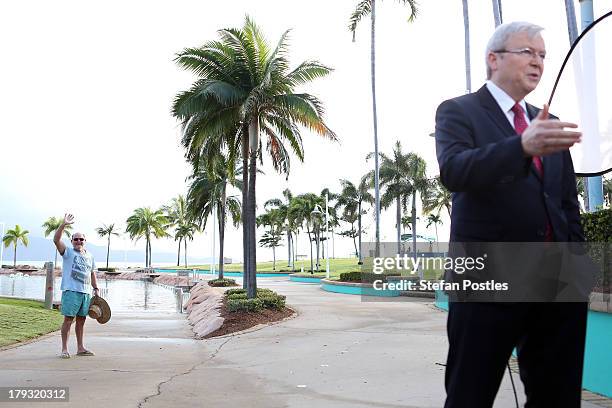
[159,257,444,280]
[0,297,64,347]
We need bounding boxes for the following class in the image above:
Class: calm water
[0,275,184,313]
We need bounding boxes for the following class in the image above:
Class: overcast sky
[0,0,607,263]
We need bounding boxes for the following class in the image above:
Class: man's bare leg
[61,316,74,353]
[75,316,88,353]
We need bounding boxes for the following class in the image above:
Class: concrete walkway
[0,278,599,407]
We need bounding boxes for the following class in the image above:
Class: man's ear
[487,52,498,74]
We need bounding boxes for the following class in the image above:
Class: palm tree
[256,208,284,271]
[335,175,375,264]
[42,216,73,267]
[95,224,119,269]
[186,155,241,279]
[371,141,422,256]
[405,154,430,269]
[173,16,336,298]
[259,232,282,270]
[289,194,324,273]
[426,213,443,253]
[125,208,169,268]
[163,195,189,266]
[374,149,429,267]
[265,189,294,270]
[462,0,471,94]
[348,0,418,258]
[2,225,29,267]
[338,210,361,259]
[564,0,579,44]
[175,222,198,267]
[423,176,452,217]
[492,0,502,27]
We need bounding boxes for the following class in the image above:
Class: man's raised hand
[63,213,75,225]
[521,103,582,157]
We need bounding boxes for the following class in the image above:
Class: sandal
[60,351,71,359]
[76,350,95,356]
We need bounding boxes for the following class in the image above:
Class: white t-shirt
[60,246,95,293]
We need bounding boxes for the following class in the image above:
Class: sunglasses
[73,238,85,242]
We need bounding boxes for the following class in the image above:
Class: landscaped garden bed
[204,288,294,338]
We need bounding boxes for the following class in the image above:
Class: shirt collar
[486,80,528,115]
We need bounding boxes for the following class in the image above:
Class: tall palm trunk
[106,236,111,269]
[241,130,249,289]
[13,244,17,267]
[357,200,363,264]
[462,0,471,94]
[145,236,149,267]
[247,117,259,298]
[411,193,419,277]
[287,228,291,268]
[351,221,358,258]
[293,231,298,269]
[184,239,188,267]
[435,223,440,254]
[315,228,320,271]
[307,227,314,273]
[218,187,227,280]
[396,196,401,255]
[371,0,381,258]
[492,0,502,27]
[177,237,182,266]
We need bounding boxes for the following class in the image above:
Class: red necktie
[511,103,543,175]
[511,102,552,241]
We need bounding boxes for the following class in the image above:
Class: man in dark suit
[435,22,586,407]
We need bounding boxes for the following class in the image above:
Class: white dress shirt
[486,80,531,129]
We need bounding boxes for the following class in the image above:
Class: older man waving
[53,213,99,359]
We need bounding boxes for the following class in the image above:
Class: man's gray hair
[485,21,544,79]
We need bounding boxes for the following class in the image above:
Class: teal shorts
[61,290,91,317]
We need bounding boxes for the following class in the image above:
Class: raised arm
[54,214,74,256]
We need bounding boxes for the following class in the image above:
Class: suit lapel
[479,86,544,181]
[477,86,516,138]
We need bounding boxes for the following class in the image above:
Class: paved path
[0,278,600,407]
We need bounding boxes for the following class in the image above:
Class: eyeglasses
[494,47,546,61]
[73,238,85,242]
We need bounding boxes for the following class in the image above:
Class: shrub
[581,209,612,291]
[224,288,286,311]
[227,293,247,300]
[339,271,397,283]
[227,298,264,312]
[208,278,237,287]
[225,288,246,296]
[98,267,117,272]
[259,294,286,310]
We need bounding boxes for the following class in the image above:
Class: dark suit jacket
[435,85,584,243]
